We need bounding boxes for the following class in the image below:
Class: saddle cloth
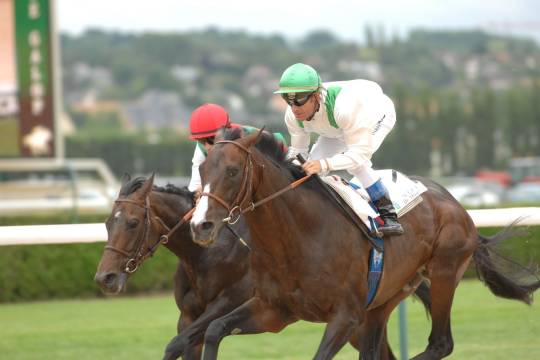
[321,170,428,228]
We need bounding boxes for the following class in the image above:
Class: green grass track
[1,280,538,359]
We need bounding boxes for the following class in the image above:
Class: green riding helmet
[274,63,321,94]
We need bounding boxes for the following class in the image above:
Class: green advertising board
[0,0,59,158]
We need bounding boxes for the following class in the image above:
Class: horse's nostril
[104,273,117,286]
[201,221,214,231]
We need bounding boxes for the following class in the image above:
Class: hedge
[0,215,539,303]
[0,214,178,303]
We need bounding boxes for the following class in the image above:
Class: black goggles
[199,136,215,145]
[281,92,314,107]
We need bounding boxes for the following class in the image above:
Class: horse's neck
[248,156,331,246]
[150,192,203,265]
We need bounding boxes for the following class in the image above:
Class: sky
[56,0,540,43]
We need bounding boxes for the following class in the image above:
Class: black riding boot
[373,194,404,236]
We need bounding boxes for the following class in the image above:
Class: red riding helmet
[189,103,230,140]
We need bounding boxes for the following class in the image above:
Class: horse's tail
[412,280,432,318]
[473,222,540,305]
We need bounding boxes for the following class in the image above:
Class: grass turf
[0,280,538,359]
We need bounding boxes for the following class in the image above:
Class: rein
[200,139,313,225]
[104,197,195,273]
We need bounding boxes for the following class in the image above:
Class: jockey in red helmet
[188,103,288,193]
[189,103,231,141]
[188,103,234,193]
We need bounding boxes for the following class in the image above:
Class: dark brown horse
[93,171,430,359]
[190,129,540,360]
[94,174,253,360]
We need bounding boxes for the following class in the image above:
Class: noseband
[200,139,313,225]
[104,197,195,273]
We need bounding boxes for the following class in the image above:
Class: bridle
[104,197,195,273]
[200,139,312,225]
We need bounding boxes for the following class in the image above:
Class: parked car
[503,182,540,204]
[437,176,504,207]
[509,156,540,185]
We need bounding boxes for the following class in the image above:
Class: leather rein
[200,140,312,225]
[104,197,195,273]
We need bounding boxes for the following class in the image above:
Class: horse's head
[94,173,162,294]
[190,130,262,247]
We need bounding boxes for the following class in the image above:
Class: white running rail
[1,207,540,246]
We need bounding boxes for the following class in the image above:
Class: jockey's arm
[188,144,206,192]
[325,127,373,171]
[284,111,310,160]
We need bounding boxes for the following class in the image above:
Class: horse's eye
[226,167,239,178]
[127,218,140,229]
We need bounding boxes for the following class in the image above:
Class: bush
[0,214,178,303]
[0,215,538,303]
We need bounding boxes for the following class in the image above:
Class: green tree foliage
[65,133,194,177]
[62,28,540,176]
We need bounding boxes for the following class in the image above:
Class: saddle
[321,170,427,228]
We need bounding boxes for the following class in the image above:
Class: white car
[439,177,504,207]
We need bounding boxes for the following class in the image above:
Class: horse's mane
[155,183,194,200]
[119,176,195,203]
[219,128,305,180]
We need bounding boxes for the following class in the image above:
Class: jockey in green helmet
[275,63,404,237]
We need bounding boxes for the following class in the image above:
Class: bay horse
[94,174,253,360]
[93,171,429,359]
[190,128,540,359]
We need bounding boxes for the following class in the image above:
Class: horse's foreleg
[380,327,398,360]
[180,344,202,360]
[162,312,194,360]
[350,324,397,360]
[350,273,426,359]
[358,306,395,360]
[163,289,243,360]
[202,296,296,360]
[313,306,360,360]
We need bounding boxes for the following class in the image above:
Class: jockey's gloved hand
[302,160,323,175]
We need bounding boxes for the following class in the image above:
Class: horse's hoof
[163,336,186,360]
[162,352,179,360]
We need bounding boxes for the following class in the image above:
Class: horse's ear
[121,173,131,185]
[136,173,155,198]
[244,126,265,148]
[215,127,226,141]
[117,173,131,197]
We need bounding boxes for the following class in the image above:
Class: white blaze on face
[114,211,122,219]
[192,184,211,227]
